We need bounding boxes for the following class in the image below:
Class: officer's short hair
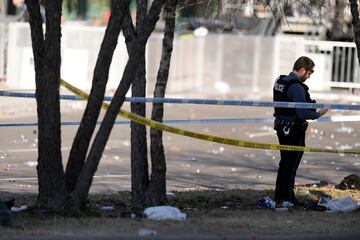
[293,56,315,71]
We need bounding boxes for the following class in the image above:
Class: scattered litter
[166,192,176,200]
[338,144,353,150]
[211,149,219,154]
[335,126,354,134]
[122,140,130,147]
[281,201,294,208]
[120,211,146,218]
[248,131,275,138]
[336,174,360,190]
[304,201,327,211]
[11,205,27,212]
[230,168,237,172]
[144,206,186,221]
[219,146,225,153]
[113,156,120,160]
[299,189,310,195]
[259,125,273,131]
[24,161,37,167]
[256,197,275,209]
[0,151,8,160]
[138,228,157,237]
[318,196,360,212]
[187,156,198,161]
[4,164,16,171]
[196,169,200,173]
[13,135,28,144]
[306,180,329,188]
[168,145,180,153]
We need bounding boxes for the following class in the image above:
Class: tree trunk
[349,0,360,66]
[65,0,129,193]
[70,0,165,209]
[77,0,88,19]
[25,0,67,209]
[149,0,177,206]
[130,0,149,209]
[329,0,344,41]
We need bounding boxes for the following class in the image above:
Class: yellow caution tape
[60,79,360,155]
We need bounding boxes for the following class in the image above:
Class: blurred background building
[0,0,359,96]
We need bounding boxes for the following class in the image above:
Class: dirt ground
[1,187,360,238]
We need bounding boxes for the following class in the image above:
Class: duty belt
[274,116,308,133]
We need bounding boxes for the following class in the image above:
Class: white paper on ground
[144,206,186,221]
[319,196,360,212]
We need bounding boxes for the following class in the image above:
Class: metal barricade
[3,22,360,95]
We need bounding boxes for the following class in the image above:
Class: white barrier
[3,22,360,95]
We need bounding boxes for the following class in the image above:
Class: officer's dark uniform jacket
[273,74,317,131]
[273,72,320,204]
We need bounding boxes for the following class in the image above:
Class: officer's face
[299,67,314,81]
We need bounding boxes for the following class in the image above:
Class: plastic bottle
[281,201,294,208]
[256,197,275,209]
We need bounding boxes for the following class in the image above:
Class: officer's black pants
[274,125,306,203]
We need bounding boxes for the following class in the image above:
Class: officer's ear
[299,67,307,74]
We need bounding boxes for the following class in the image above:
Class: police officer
[273,56,329,206]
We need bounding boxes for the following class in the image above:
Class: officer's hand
[319,108,329,116]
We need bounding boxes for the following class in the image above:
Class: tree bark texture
[70,0,165,209]
[65,0,129,193]
[130,0,149,209]
[25,0,67,209]
[350,0,360,66]
[149,0,177,206]
[328,0,345,41]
